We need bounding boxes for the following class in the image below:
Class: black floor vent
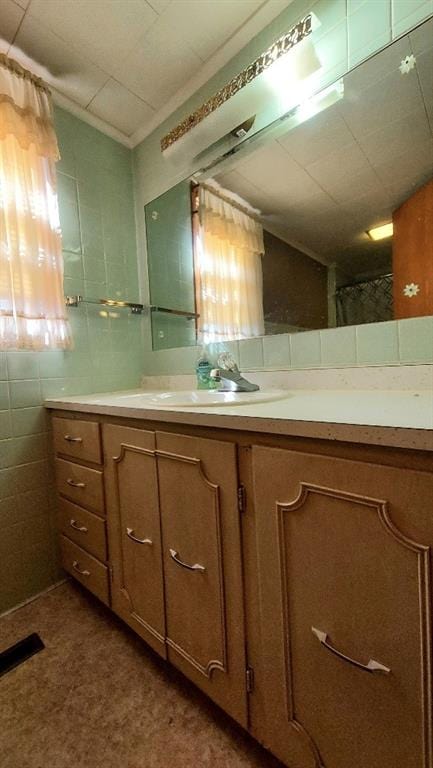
[0,633,45,678]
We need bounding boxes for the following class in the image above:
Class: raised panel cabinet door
[156,431,247,728]
[251,446,433,768]
[103,424,166,658]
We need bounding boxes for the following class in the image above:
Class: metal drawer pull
[169,548,205,572]
[312,627,391,674]
[72,560,90,577]
[70,519,88,533]
[126,527,152,545]
[64,434,83,443]
[66,478,85,488]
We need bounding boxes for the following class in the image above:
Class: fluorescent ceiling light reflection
[367,223,393,240]
[296,79,344,123]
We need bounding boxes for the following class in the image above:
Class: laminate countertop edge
[44,395,433,453]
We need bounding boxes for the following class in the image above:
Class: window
[0,54,71,350]
[194,183,264,343]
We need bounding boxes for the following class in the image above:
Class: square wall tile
[356,321,399,364]
[239,338,264,369]
[348,0,392,68]
[9,380,42,408]
[0,382,9,410]
[0,353,7,380]
[6,352,39,380]
[392,0,433,37]
[290,330,321,368]
[321,326,357,366]
[263,334,291,368]
[0,411,11,440]
[59,200,82,254]
[398,316,433,362]
[11,407,47,437]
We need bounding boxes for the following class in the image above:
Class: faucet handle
[210,368,221,380]
[217,352,238,372]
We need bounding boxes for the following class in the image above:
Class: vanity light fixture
[366,223,393,241]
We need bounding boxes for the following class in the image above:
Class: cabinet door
[104,424,166,658]
[252,446,433,768]
[156,431,247,727]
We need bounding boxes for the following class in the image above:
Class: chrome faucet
[210,353,259,393]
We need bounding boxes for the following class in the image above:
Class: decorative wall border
[160,14,312,152]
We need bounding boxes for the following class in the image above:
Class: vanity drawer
[53,417,101,464]
[58,498,107,561]
[60,535,109,605]
[55,458,105,514]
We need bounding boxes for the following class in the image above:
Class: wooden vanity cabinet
[103,424,166,657]
[155,431,247,726]
[250,446,433,768]
[103,424,248,727]
[51,409,433,768]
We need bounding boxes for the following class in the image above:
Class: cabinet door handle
[70,519,88,533]
[312,627,391,674]
[64,434,83,443]
[66,478,86,488]
[126,527,152,545]
[72,560,90,577]
[169,548,205,572]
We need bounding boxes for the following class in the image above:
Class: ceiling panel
[339,67,425,139]
[115,22,202,110]
[158,0,265,62]
[409,15,433,55]
[416,47,433,131]
[147,0,171,13]
[305,140,371,191]
[277,110,354,167]
[357,109,431,167]
[87,78,155,136]
[12,14,109,107]
[28,0,157,73]
[0,0,24,45]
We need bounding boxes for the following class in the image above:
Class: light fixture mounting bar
[160,14,313,152]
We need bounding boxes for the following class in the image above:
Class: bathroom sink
[111,389,289,408]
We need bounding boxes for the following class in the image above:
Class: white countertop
[45,388,433,452]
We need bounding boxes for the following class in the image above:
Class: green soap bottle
[196,347,216,390]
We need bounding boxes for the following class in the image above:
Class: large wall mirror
[145,17,433,351]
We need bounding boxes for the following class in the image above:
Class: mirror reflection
[145,19,433,350]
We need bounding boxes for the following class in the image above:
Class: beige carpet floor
[0,582,282,768]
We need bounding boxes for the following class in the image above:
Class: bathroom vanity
[46,390,433,768]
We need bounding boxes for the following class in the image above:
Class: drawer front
[60,535,109,605]
[58,498,107,561]
[53,417,101,464]
[55,458,105,515]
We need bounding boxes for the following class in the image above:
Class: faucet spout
[210,364,259,393]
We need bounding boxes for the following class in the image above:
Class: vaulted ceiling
[0,0,291,145]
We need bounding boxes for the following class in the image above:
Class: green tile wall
[0,107,143,614]
[132,0,433,377]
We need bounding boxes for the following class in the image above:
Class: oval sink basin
[112,389,289,408]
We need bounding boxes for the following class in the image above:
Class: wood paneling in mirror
[393,178,433,319]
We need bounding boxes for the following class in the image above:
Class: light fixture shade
[367,223,393,241]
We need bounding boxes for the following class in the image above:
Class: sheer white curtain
[196,185,265,343]
[0,54,72,350]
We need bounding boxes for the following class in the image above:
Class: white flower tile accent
[399,54,416,74]
[403,283,420,297]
